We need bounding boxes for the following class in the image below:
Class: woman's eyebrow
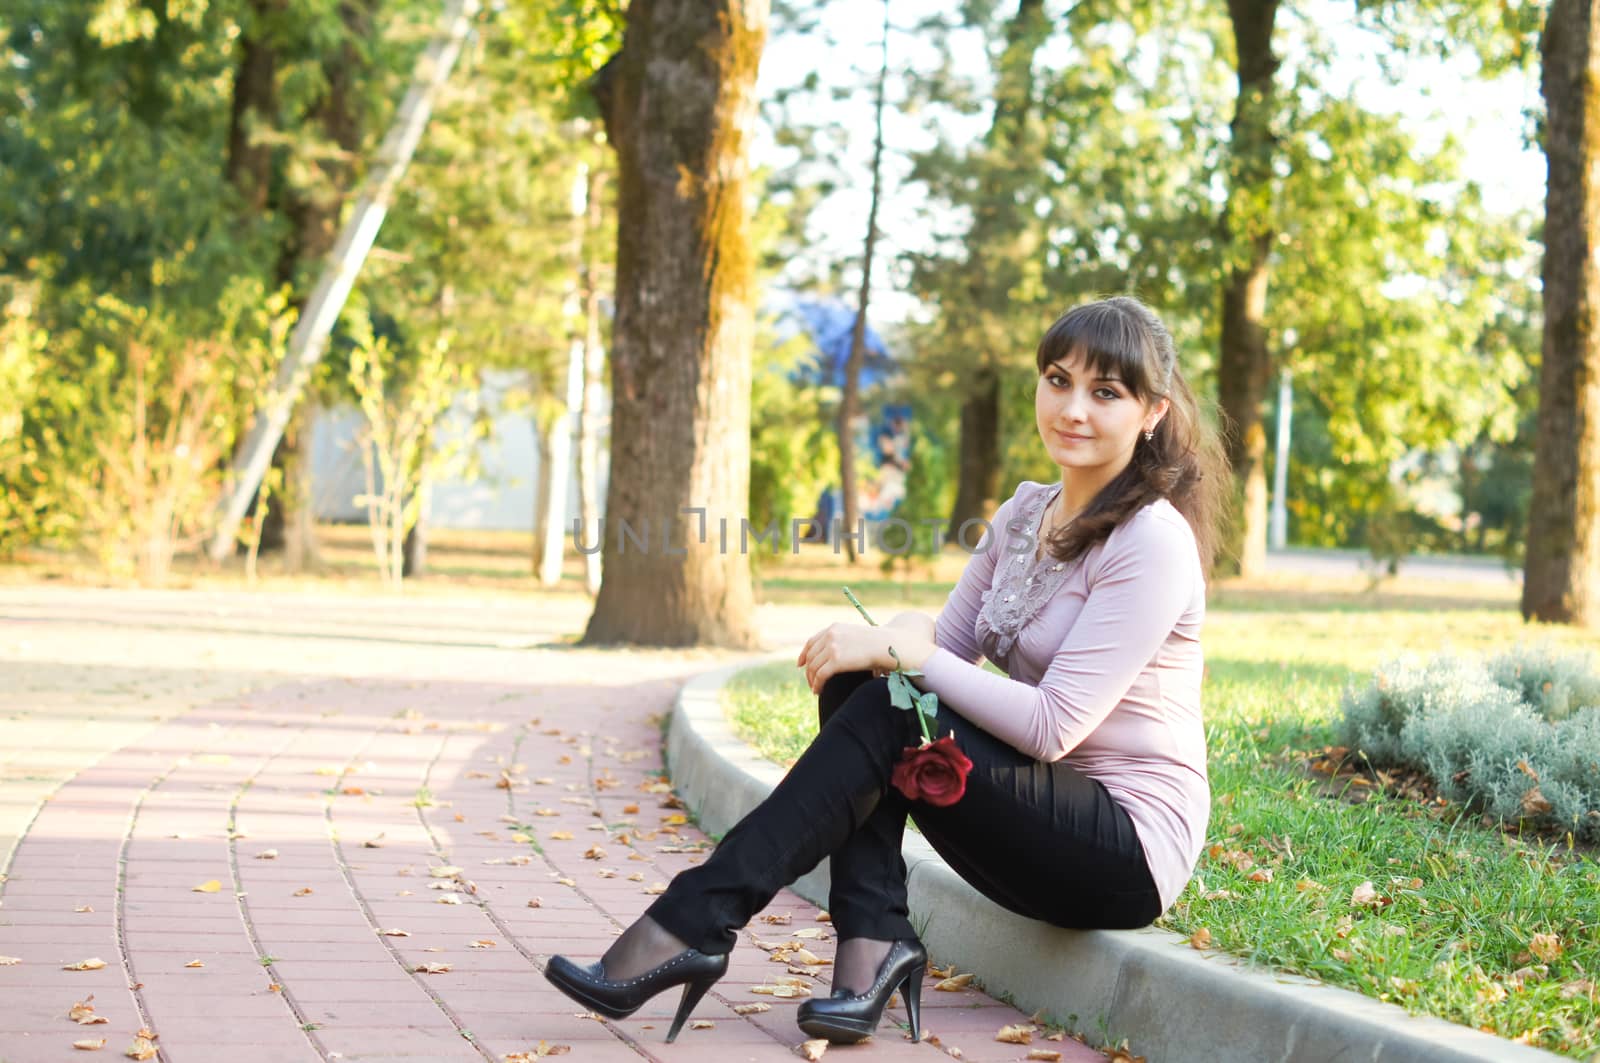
[1045,361,1123,384]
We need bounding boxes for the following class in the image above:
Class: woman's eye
[1095,387,1119,400]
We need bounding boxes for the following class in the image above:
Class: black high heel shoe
[544,948,729,1043]
[796,938,927,1044]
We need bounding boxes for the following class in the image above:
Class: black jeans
[647,670,1162,954]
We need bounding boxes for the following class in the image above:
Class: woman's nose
[1060,387,1089,419]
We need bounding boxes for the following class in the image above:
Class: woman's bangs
[1035,305,1151,396]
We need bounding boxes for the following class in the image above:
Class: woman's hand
[796,621,935,695]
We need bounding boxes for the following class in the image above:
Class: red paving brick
[0,589,1108,1063]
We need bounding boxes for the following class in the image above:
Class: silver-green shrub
[1339,647,1600,843]
[1486,645,1600,723]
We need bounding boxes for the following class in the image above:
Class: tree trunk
[224,0,280,214]
[283,411,319,569]
[1523,0,1600,626]
[944,0,1048,545]
[946,369,1003,545]
[532,405,552,574]
[576,159,609,598]
[1216,0,1281,577]
[278,0,379,287]
[402,479,429,578]
[537,344,580,588]
[581,0,767,648]
[837,0,891,566]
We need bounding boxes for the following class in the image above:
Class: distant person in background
[543,296,1229,1047]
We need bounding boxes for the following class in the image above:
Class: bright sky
[753,2,1544,327]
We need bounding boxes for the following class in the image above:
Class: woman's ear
[1145,397,1171,434]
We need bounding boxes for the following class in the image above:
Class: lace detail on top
[977,484,1074,663]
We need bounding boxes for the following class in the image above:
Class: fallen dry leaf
[583,845,606,860]
[73,1038,107,1050]
[503,1043,572,1061]
[184,960,204,969]
[75,906,94,913]
[0,956,20,965]
[414,963,453,974]
[293,887,314,897]
[255,850,278,860]
[124,1034,158,1060]
[63,958,107,972]
[430,866,463,878]
[549,831,574,841]
[1350,881,1381,907]
[627,872,645,882]
[1559,979,1595,1000]
[554,877,576,887]
[470,940,497,949]
[798,1038,829,1061]
[750,983,811,998]
[191,880,222,894]
[437,894,462,905]
[935,973,975,991]
[379,928,410,937]
[732,1002,770,1015]
[69,996,107,1024]
[1026,1052,1062,1062]
[1189,928,1212,949]
[995,1024,1034,1045]
[363,836,385,848]
[793,927,827,940]
[688,1020,715,1030]
[1248,869,1273,883]
[1520,785,1552,816]
[1529,932,1562,963]
[790,948,827,966]
[527,898,543,908]
[643,882,667,895]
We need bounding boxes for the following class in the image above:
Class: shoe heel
[665,973,717,1044]
[901,968,924,1042]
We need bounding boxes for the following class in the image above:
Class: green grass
[726,599,1600,1059]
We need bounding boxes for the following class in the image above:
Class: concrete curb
[665,658,1566,1063]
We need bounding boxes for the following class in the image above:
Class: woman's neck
[1055,470,1115,518]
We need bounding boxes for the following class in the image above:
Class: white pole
[208,0,480,562]
[1269,368,1292,551]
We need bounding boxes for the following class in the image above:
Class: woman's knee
[817,670,879,725]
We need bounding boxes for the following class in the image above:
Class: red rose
[890,736,972,807]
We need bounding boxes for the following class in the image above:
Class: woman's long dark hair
[1034,296,1230,570]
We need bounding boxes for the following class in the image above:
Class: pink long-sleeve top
[915,478,1209,911]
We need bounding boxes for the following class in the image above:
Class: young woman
[545,295,1228,1045]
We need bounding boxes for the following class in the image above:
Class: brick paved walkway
[0,587,1103,1063]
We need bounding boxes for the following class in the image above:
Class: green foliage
[1341,647,1600,843]
[74,280,292,582]
[345,311,471,587]
[0,286,66,556]
[879,413,956,572]
[501,0,623,113]
[748,325,837,565]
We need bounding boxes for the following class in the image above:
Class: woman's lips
[1056,431,1092,443]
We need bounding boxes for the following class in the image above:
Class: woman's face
[1034,349,1165,483]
